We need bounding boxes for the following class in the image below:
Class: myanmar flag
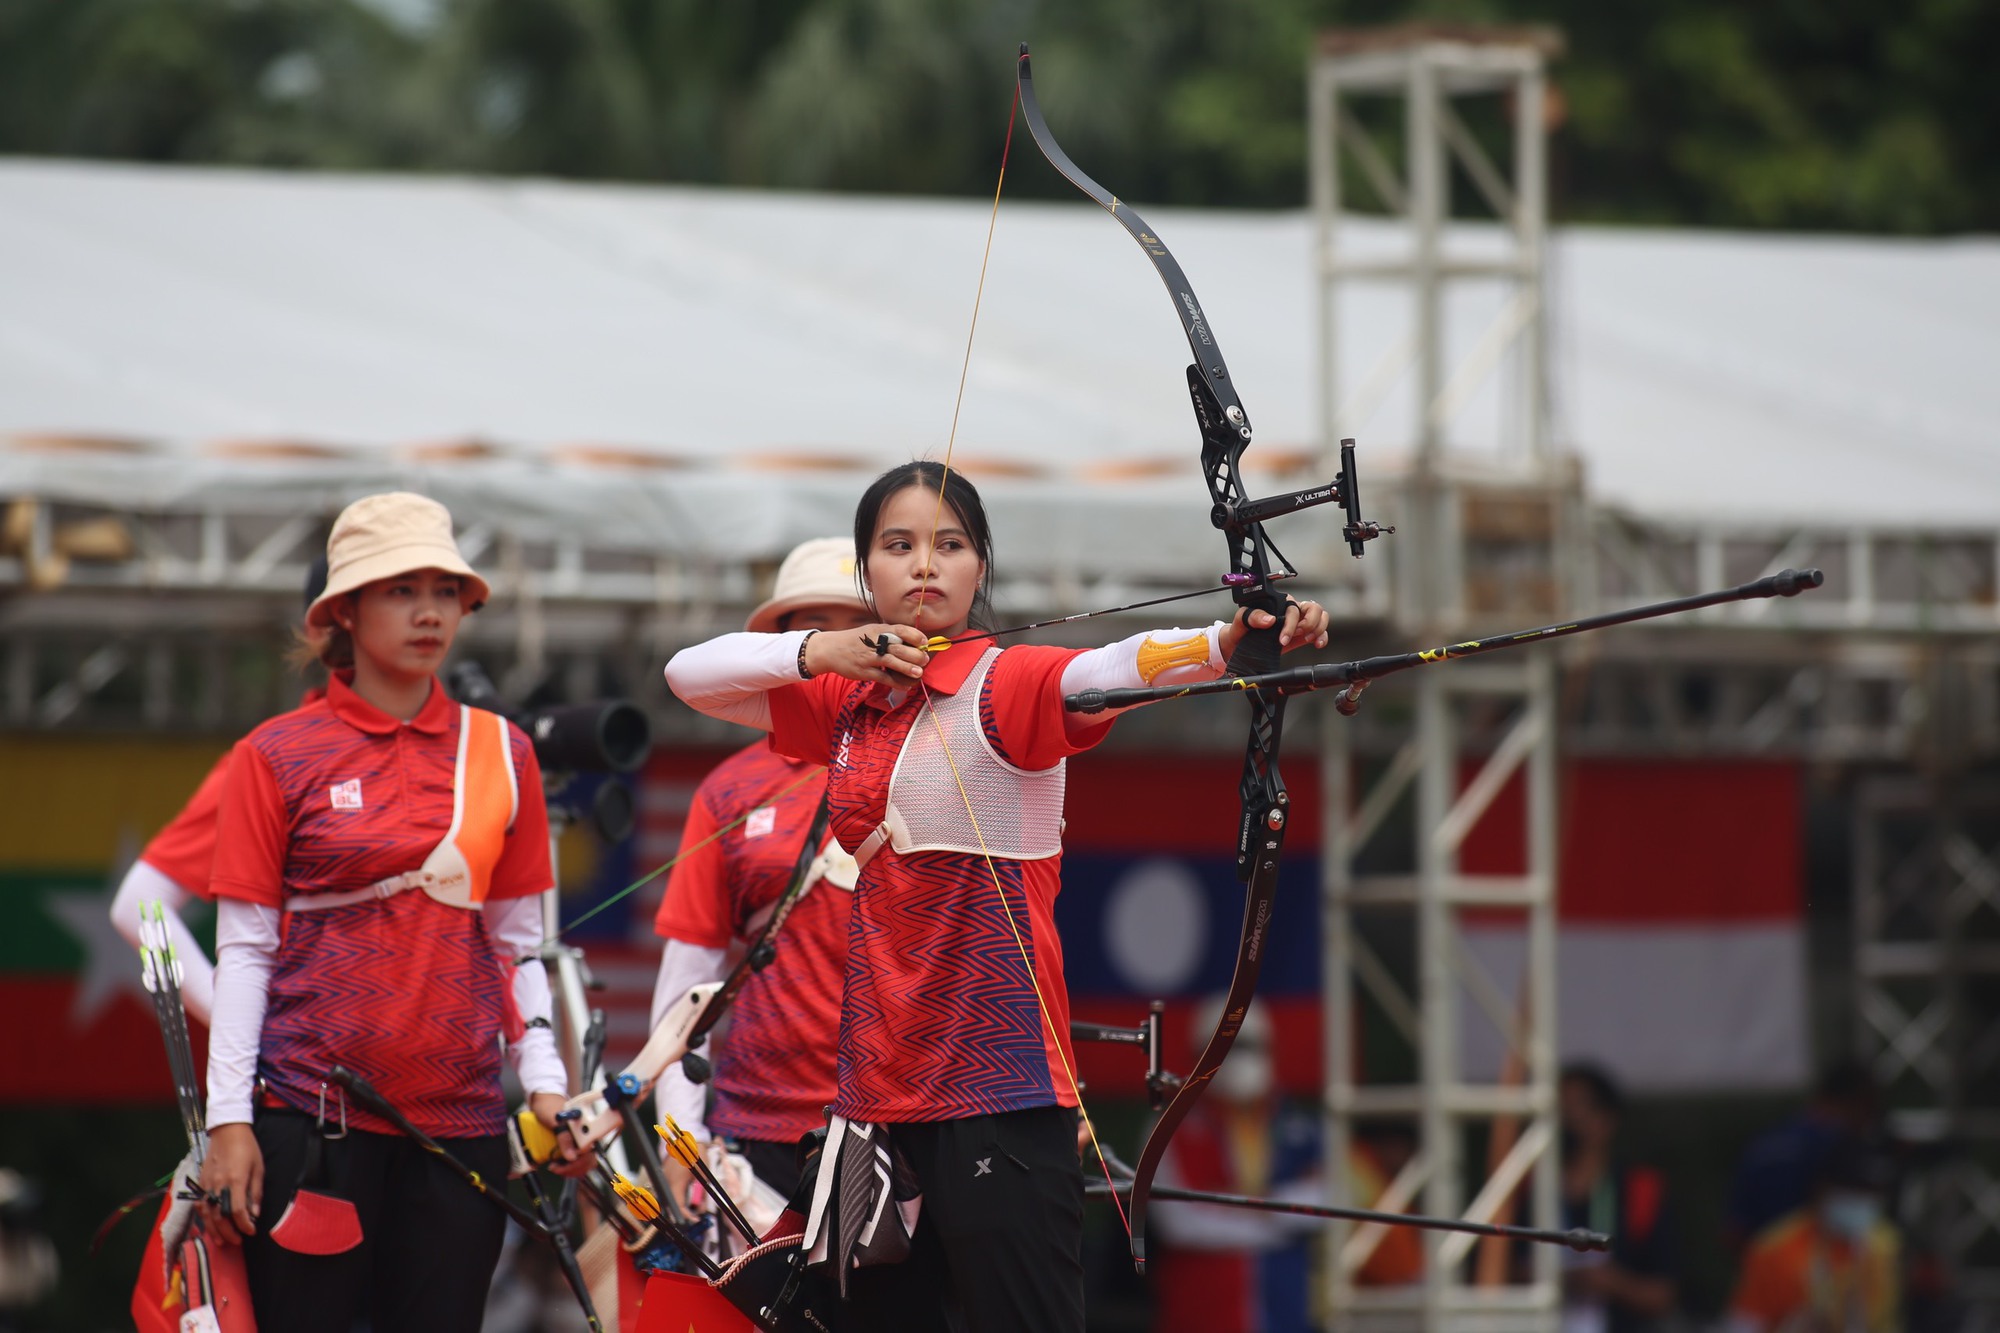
[0,736,227,1105]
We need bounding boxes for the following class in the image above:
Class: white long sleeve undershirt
[206,899,278,1128]
[649,939,730,1143]
[663,631,809,732]
[662,623,1228,730]
[109,860,216,1024]
[484,894,568,1100]
[205,894,567,1129]
[1059,623,1228,696]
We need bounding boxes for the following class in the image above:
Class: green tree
[2,0,1994,239]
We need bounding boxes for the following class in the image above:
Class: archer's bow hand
[804,623,929,686]
[1220,599,1331,657]
[531,1092,596,1179]
[198,1123,262,1243]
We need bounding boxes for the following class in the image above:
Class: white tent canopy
[1,157,1994,565]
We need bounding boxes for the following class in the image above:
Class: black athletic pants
[736,1135,806,1201]
[843,1104,1085,1333]
[242,1108,509,1333]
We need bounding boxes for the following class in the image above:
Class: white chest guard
[852,647,1065,869]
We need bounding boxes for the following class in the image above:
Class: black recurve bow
[1014,44,1386,1272]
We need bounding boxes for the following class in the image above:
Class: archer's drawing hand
[199,1123,263,1242]
[806,624,929,686]
[1220,599,1331,657]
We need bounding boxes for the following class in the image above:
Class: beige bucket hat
[305,492,491,629]
[745,537,873,632]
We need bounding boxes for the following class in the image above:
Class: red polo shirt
[141,754,231,898]
[655,739,845,1143]
[767,639,1111,1123]
[211,674,551,1138]
[141,689,327,897]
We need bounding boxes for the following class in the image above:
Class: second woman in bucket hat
[649,537,875,1240]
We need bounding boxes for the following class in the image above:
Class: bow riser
[1193,367,1288,657]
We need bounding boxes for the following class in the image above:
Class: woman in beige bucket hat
[296,490,491,710]
[197,492,582,1333]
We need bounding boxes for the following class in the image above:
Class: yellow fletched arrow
[609,1172,659,1223]
[654,1117,702,1170]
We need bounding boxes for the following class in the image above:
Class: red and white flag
[1461,759,1809,1092]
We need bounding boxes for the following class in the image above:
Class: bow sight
[1208,438,1394,559]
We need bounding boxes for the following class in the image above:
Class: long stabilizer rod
[1066,568,1825,714]
[1085,1176,1608,1252]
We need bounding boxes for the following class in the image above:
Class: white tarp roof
[1,157,1994,558]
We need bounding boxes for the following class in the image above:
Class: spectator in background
[1145,1001,1421,1333]
[0,1169,56,1330]
[1557,1063,1678,1333]
[1349,1121,1423,1289]
[1728,1137,1901,1333]
[1149,1001,1317,1332]
[1729,1061,1883,1249]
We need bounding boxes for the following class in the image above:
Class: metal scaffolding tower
[1855,773,2000,1324]
[1325,658,1560,1333]
[1311,23,1567,1333]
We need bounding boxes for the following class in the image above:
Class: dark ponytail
[851,461,996,631]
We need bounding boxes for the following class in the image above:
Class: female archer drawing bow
[666,462,1334,1332]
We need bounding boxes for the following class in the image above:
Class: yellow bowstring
[917,79,1131,1239]
[918,83,1016,612]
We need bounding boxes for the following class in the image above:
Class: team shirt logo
[744,805,776,839]
[835,729,853,769]
[329,779,364,811]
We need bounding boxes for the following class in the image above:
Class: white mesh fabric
[885,647,1066,861]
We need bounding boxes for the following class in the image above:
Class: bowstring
[919,78,1132,1240]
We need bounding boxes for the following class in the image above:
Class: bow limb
[1015,42,1294,1273]
[1122,703,1289,1271]
[1014,47,1249,443]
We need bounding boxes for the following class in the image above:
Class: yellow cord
[917,85,1016,613]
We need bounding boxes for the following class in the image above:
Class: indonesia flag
[1459,760,1810,1092]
